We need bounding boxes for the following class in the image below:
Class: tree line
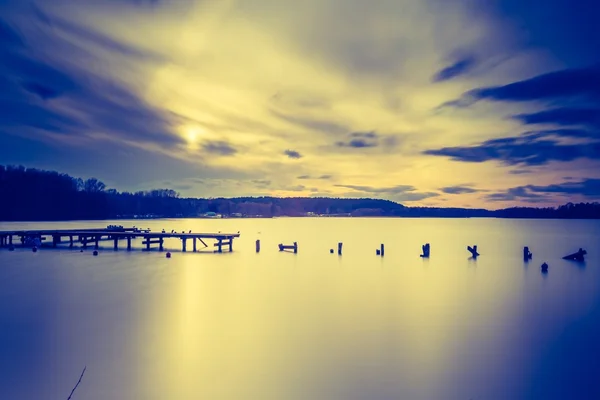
[0,165,598,221]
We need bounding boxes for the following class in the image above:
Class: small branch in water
[67,366,86,400]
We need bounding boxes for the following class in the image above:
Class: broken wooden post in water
[338,242,343,255]
[523,246,532,261]
[541,262,549,273]
[256,239,260,253]
[562,248,586,262]
[467,245,479,258]
[279,242,298,253]
[420,243,430,258]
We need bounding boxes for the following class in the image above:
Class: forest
[0,165,599,221]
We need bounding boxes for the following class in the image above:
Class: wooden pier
[0,227,240,253]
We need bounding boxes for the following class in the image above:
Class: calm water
[1,218,600,400]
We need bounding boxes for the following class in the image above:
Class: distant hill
[1,165,599,221]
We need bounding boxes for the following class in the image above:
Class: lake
[1,218,599,399]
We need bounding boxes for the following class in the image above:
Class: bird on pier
[189,230,192,233]
[171,230,175,233]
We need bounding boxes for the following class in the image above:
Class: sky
[0,0,599,209]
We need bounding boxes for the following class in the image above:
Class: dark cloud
[486,179,600,202]
[202,140,237,156]
[514,107,600,129]
[509,169,534,175]
[272,110,348,135]
[529,179,600,197]
[251,179,271,188]
[440,185,481,194]
[334,184,439,202]
[336,131,380,148]
[284,149,302,159]
[444,65,600,108]
[297,174,332,180]
[33,6,165,61]
[486,187,547,203]
[0,18,25,48]
[0,16,182,147]
[423,129,600,166]
[335,184,415,194]
[432,56,477,82]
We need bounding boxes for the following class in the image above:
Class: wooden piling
[523,246,532,261]
[114,237,118,250]
[421,243,430,258]
[95,236,99,250]
[467,245,479,258]
[380,244,384,257]
[256,239,260,253]
[159,238,164,252]
[229,239,233,252]
[193,238,197,252]
[69,236,73,248]
[127,236,132,250]
[338,242,343,255]
[182,238,187,252]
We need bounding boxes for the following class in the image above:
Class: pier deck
[0,227,240,253]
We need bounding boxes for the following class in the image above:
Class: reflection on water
[1,218,600,399]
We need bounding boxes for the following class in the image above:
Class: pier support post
[467,245,479,258]
[217,239,222,253]
[9,235,13,246]
[380,244,384,257]
[52,235,58,248]
[182,238,187,252]
[523,246,532,261]
[159,238,164,252]
[69,236,73,248]
[193,238,197,252]
[256,239,260,253]
[229,239,233,252]
[338,242,343,255]
[95,236,99,250]
[114,238,118,251]
[146,239,151,251]
[127,236,132,251]
[293,242,298,254]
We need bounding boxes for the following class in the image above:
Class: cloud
[334,184,439,202]
[335,131,394,149]
[201,140,237,156]
[509,169,534,175]
[251,179,271,188]
[33,7,165,62]
[513,108,600,129]
[284,149,302,159]
[440,185,481,194]
[298,174,332,180]
[424,129,600,166]
[446,65,600,107]
[272,110,348,135]
[432,56,477,82]
[486,179,600,202]
[0,16,182,148]
[486,187,548,202]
